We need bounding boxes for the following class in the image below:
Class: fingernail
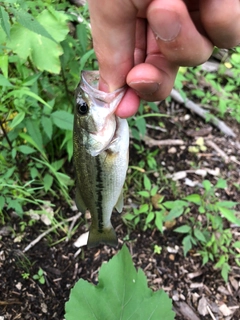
[129,81,159,95]
[150,10,181,42]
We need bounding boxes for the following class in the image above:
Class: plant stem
[0,120,12,149]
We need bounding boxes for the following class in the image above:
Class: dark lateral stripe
[95,155,104,233]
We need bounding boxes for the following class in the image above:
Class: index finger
[88,0,137,92]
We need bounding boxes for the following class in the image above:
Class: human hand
[87,0,240,118]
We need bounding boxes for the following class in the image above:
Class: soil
[0,100,240,320]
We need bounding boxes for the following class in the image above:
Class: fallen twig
[206,305,217,320]
[66,212,82,241]
[144,137,185,147]
[23,212,82,253]
[205,140,229,161]
[170,89,236,138]
[206,140,240,165]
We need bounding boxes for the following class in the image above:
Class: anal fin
[114,190,123,213]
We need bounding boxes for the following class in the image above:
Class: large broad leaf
[7,9,69,73]
[10,7,56,42]
[65,245,175,320]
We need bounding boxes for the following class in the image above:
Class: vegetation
[0,0,240,318]
[0,0,94,221]
[65,245,175,320]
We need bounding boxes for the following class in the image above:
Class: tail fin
[87,225,118,248]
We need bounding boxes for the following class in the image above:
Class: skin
[87,0,240,118]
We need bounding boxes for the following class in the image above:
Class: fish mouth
[104,118,119,149]
[88,119,119,157]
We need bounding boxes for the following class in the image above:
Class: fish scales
[73,71,129,248]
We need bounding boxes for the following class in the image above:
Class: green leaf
[184,194,201,205]
[202,180,211,191]
[231,53,240,64]
[135,117,146,137]
[138,190,150,198]
[137,204,149,214]
[39,277,45,284]
[0,55,8,78]
[39,8,69,42]
[25,119,43,151]
[3,166,15,179]
[0,196,5,210]
[174,225,191,234]
[7,199,23,217]
[19,133,46,158]
[38,268,44,276]
[55,172,73,186]
[193,228,206,242]
[7,89,52,109]
[79,48,95,71]
[51,110,73,131]
[143,174,151,191]
[65,245,175,320]
[233,241,240,249]
[215,178,227,189]
[30,167,38,179]
[150,186,158,196]
[51,159,65,171]
[123,213,135,221]
[214,255,225,269]
[216,201,237,209]
[22,72,42,86]
[221,262,231,283]
[218,206,240,225]
[17,145,36,154]
[76,23,88,52]
[182,235,192,256]
[41,116,53,139]
[10,8,56,42]
[0,6,10,38]
[145,212,155,225]
[163,200,188,210]
[9,111,25,129]
[0,74,12,87]
[148,102,159,112]
[7,10,69,73]
[155,212,164,233]
[165,205,184,222]
[199,206,205,213]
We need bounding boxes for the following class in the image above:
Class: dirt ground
[0,100,240,320]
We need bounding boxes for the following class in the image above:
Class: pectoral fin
[114,190,123,213]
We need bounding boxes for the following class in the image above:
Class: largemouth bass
[73,71,129,248]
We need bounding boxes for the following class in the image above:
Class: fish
[73,70,129,248]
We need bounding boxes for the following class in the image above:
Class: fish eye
[77,102,89,115]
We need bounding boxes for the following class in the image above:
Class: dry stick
[23,212,82,253]
[206,140,240,165]
[206,305,217,320]
[67,212,82,241]
[205,140,229,161]
[144,137,185,147]
[170,89,236,138]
